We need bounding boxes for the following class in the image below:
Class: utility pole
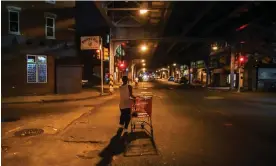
[230,48,235,90]
[237,53,244,93]
[237,67,241,93]
[100,37,104,95]
[109,29,114,93]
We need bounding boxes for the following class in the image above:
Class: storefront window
[27,55,47,83]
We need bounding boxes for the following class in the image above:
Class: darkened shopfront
[209,50,231,87]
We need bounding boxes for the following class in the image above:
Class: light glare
[139,9,148,15]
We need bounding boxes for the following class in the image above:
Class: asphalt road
[2,80,276,166]
[112,80,276,166]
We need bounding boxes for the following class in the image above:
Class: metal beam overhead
[166,2,215,54]
[176,2,253,55]
[111,36,224,43]
[94,1,115,28]
[107,8,160,12]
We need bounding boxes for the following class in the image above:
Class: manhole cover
[14,128,44,137]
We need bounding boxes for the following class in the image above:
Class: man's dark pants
[119,108,131,129]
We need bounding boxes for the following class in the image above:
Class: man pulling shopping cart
[119,76,136,133]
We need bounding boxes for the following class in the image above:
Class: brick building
[1,1,76,97]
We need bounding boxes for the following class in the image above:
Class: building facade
[2,1,76,96]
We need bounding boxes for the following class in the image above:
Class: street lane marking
[204,96,225,100]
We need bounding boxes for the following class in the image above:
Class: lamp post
[97,38,104,95]
[131,59,146,83]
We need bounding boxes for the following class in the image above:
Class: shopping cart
[124,93,158,157]
[130,93,153,138]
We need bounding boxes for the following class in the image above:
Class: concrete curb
[2,95,101,104]
[2,88,120,105]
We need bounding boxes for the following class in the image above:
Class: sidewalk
[207,89,276,105]
[231,91,276,105]
[2,84,123,104]
[1,89,101,104]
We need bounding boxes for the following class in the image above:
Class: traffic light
[239,56,244,63]
[119,62,125,68]
[118,61,126,71]
[96,49,100,59]
[239,55,248,68]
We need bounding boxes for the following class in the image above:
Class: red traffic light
[239,57,244,62]
[119,63,125,67]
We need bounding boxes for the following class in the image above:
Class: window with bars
[27,55,47,83]
[45,17,55,39]
[8,9,20,34]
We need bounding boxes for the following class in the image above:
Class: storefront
[211,68,228,87]
[257,66,276,92]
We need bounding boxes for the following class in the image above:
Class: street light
[139,9,148,15]
[212,46,218,50]
[140,44,148,52]
[173,63,176,66]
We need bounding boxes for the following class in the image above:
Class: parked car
[268,82,276,92]
[174,77,180,83]
[193,79,201,84]
[155,76,161,79]
[168,76,174,81]
[179,77,189,84]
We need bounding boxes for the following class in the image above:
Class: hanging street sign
[80,36,100,50]
[115,44,125,57]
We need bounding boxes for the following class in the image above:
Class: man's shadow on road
[96,128,127,166]
[97,128,159,166]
